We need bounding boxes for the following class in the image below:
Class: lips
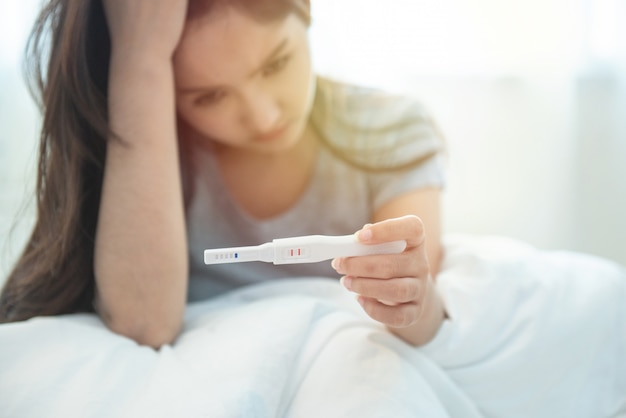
[255,122,290,142]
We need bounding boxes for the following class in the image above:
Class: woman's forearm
[94,50,187,348]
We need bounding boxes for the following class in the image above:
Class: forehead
[174,7,305,86]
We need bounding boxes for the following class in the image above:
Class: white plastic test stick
[204,234,407,265]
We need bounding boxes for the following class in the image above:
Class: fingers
[338,215,432,329]
[342,276,423,304]
[335,214,429,280]
[333,252,429,280]
[342,274,433,328]
[356,215,425,248]
[356,296,424,328]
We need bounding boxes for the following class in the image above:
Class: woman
[0,0,447,349]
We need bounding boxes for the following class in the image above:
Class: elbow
[110,318,182,349]
[93,266,188,349]
[98,306,183,349]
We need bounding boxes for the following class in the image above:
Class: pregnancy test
[204,234,407,265]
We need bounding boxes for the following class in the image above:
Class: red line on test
[298,248,301,256]
[290,249,294,256]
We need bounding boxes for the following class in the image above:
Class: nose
[241,89,281,134]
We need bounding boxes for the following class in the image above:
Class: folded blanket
[0,234,624,418]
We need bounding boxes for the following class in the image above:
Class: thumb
[356,215,425,248]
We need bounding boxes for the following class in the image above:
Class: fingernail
[341,276,352,290]
[331,258,342,272]
[357,227,372,242]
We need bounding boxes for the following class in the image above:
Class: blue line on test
[235,253,238,258]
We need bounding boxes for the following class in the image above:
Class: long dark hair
[0,0,109,322]
[0,0,311,323]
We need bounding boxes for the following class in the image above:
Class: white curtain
[310,0,625,78]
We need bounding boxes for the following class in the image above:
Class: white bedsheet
[1,235,624,418]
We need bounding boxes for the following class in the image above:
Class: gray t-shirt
[186,78,445,301]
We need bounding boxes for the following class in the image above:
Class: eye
[263,54,292,76]
[194,89,227,106]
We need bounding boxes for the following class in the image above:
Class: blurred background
[1,0,625,284]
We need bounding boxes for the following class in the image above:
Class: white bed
[1,234,624,418]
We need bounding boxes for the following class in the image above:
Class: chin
[253,121,306,153]
[250,137,298,154]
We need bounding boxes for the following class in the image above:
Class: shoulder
[310,76,444,170]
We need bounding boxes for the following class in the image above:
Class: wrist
[108,49,174,98]
[109,44,174,75]
[107,51,177,148]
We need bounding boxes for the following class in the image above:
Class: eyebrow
[178,38,289,95]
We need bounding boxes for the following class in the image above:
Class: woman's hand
[332,215,446,346]
[103,0,188,61]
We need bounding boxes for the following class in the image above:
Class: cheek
[281,53,314,115]
[176,100,241,141]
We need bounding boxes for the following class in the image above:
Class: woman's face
[173,6,314,154]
